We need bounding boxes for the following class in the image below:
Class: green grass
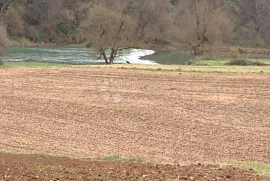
[0,149,70,158]
[37,152,70,158]
[252,59,270,64]
[9,38,32,46]
[115,66,270,74]
[102,155,125,161]
[196,59,270,66]
[101,155,145,163]
[195,60,228,66]
[0,149,22,155]
[1,61,270,74]
[0,149,145,163]
[234,162,270,176]
[1,61,72,68]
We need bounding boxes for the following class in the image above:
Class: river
[1,46,158,65]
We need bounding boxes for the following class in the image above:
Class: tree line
[0,0,270,63]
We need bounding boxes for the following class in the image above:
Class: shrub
[186,59,197,65]
[227,59,266,66]
[250,61,267,66]
[227,59,249,66]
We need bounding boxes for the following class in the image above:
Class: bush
[227,59,249,66]
[250,61,267,66]
[186,58,199,65]
[227,59,266,66]
[0,59,3,65]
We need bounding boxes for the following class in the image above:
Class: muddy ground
[0,153,268,181]
[0,68,269,179]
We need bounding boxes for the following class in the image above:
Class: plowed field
[0,67,269,180]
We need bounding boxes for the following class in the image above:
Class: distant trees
[0,7,9,64]
[0,0,269,54]
[231,0,270,46]
[126,0,167,41]
[0,22,8,48]
[170,0,233,56]
[4,4,26,37]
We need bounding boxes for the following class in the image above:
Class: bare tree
[80,0,138,64]
[4,4,26,37]
[0,13,9,65]
[126,0,167,40]
[0,0,13,14]
[251,0,270,46]
[0,0,10,47]
[171,0,233,56]
[0,22,8,47]
[227,0,270,47]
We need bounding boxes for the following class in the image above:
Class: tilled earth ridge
[0,68,270,165]
[0,153,268,181]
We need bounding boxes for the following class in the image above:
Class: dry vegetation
[87,64,270,74]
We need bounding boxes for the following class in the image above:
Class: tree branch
[112,19,125,49]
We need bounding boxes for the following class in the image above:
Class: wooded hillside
[0,0,269,49]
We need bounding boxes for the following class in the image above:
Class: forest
[0,0,270,60]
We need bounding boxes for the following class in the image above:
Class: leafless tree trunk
[80,1,141,64]
[0,6,9,64]
[171,0,233,57]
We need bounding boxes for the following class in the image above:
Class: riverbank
[1,61,270,74]
[9,38,100,48]
[7,39,270,66]
[9,38,58,47]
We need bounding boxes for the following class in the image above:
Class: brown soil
[0,153,267,181]
[0,67,270,179]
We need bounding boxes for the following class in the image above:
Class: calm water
[143,50,191,65]
[1,46,158,65]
